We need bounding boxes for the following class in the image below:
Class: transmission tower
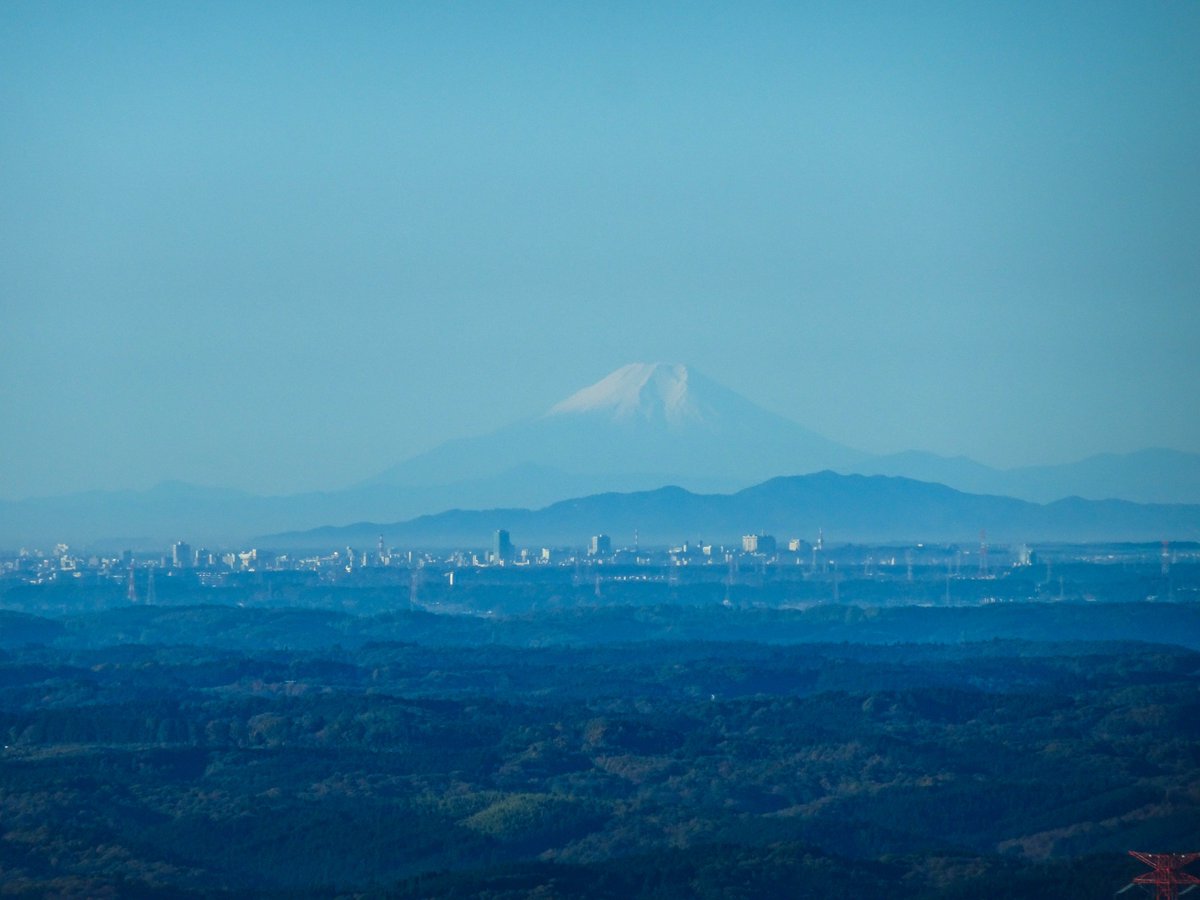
[1124,851,1200,900]
[127,563,137,603]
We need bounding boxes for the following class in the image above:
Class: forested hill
[4,600,1200,651]
[1,624,1197,897]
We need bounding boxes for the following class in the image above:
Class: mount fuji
[364,362,868,491]
[4,362,1199,547]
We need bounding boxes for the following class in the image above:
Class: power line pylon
[1126,851,1200,900]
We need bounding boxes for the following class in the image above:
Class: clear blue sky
[2,1,1197,498]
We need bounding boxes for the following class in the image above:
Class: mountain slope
[5,364,1197,548]
[263,471,1200,549]
[0,467,737,549]
[859,447,1200,504]
[364,363,868,488]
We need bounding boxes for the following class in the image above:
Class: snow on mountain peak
[547,363,709,425]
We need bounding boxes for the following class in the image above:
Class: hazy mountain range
[3,362,1198,548]
[265,471,1200,549]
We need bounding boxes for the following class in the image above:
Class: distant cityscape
[5,528,1192,610]
[8,529,1011,578]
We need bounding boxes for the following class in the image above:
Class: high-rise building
[588,534,612,557]
[493,529,514,563]
[172,541,193,568]
[742,534,776,556]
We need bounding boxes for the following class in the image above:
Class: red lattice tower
[1129,851,1200,900]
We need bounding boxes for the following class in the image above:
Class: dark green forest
[1,570,1198,897]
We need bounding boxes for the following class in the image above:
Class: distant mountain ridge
[3,363,1198,548]
[857,447,1200,505]
[364,364,1200,506]
[0,467,708,549]
[263,471,1200,549]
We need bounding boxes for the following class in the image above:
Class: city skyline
[2,2,1198,499]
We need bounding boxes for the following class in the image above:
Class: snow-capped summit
[363,362,867,491]
[547,362,711,426]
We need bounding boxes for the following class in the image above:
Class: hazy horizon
[3,3,1198,499]
[2,358,1197,503]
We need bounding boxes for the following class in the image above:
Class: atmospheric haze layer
[3,363,1199,548]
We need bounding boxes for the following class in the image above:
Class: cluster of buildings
[11,528,1132,591]
[486,528,814,567]
[3,528,829,583]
